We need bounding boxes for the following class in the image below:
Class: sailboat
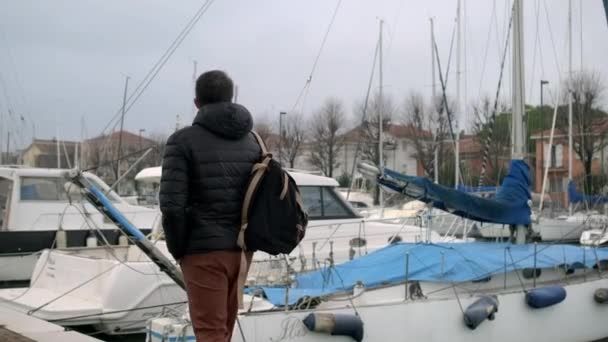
[146,2,608,341]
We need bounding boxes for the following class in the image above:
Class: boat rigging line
[433,33,466,187]
[290,0,343,113]
[48,301,187,323]
[99,0,216,136]
[477,4,514,189]
[345,39,378,201]
[82,144,160,172]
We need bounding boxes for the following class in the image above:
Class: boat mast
[512,0,527,243]
[568,0,574,216]
[431,17,439,184]
[6,132,10,165]
[116,75,130,193]
[455,0,462,189]
[56,124,61,169]
[378,18,384,208]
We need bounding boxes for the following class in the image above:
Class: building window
[544,143,563,168]
[549,178,563,193]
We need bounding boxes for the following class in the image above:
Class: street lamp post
[279,111,287,165]
[540,80,549,171]
[139,129,146,150]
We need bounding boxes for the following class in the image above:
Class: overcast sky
[1,0,607,150]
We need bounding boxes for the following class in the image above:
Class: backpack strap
[251,131,270,156]
[236,131,272,250]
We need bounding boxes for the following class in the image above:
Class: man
[159,70,259,342]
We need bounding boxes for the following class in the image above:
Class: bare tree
[357,92,396,166]
[557,71,607,192]
[308,98,345,177]
[253,121,273,147]
[401,92,449,178]
[145,132,168,167]
[471,96,511,185]
[354,92,396,204]
[281,113,306,168]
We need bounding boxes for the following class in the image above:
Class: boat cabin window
[20,177,82,201]
[19,176,121,202]
[349,201,370,209]
[299,186,358,219]
[0,177,12,229]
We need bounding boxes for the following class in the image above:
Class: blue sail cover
[379,160,531,225]
[255,242,608,306]
[604,0,608,27]
[568,181,608,205]
[457,184,499,193]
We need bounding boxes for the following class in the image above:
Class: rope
[345,40,379,200]
[82,144,159,172]
[236,316,247,342]
[425,16,457,179]
[451,284,465,315]
[330,266,360,316]
[70,204,164,276]
[27,263,119,316]
[48,301,187,322]
[506,247,527,292]
[290,0,343,113]
[476,0,499,117]
[542,0,564,79]
[477,3,515,189]
[433,33,465,187]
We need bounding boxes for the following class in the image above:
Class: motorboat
[0,166,159,283]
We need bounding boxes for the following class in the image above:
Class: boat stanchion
[583,247,587,281]
[404,252,409,301]
[503,247,508,290]
[440,252,445,277]
[533,242,537,288]
[312,242,318,271]
[593,247,604,278]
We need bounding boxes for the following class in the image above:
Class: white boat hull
[149,276,608,341]
[0,245,186,335]
[0,253,40,284]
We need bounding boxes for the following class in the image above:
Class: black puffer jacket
[159,103,261,260]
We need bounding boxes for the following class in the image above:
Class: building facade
[21,139,78,168]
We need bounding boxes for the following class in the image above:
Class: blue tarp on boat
[254,242,608,306]
[568,181,608,205]
[378,160,531,225]
[457,184,499,193]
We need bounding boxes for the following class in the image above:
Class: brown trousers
[180,251,252,342]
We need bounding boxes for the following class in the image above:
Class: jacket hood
[193,102,253,139]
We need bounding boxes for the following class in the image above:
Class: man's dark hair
[195,70,234,105]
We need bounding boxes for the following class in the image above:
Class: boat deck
[0,304,102,342]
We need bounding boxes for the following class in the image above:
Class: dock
[0,304,102,342]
